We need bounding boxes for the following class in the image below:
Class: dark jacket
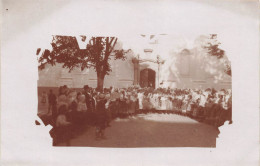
[48,93,56,105]
[84,92,94,111]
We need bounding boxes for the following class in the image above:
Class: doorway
[140,68,156,88]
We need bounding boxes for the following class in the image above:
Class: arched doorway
[140,68,156,88]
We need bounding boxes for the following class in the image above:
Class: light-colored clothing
[166,98,173,110]
[160,96,167,110]
[77,102,87,112]
[199,95,206,107]
[56,114,71,127]
[142,97,151,110]
[110,92,120,101]
[138,93,143,109]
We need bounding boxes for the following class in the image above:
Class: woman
[142,93,151,114]
[186,95,193,117]
[165,95,173,114]
[57,95,68,110]
[137,91,144,113]
[153,92,160,112]
[118,91,127,118]
[125,92,131,115]
[160,93,167,113]
[129,92,136,116]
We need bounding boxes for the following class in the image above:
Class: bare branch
[108,37,114,47]
[109,38,118,53]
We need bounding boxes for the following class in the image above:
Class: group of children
[102,86,232,128]
[48,85,111,145]
[43,85,232,146]
[143,88,233,126]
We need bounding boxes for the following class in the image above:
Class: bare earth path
[59,113,219,147]
[38,100,218,147]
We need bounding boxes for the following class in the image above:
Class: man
[104,91,112,127]
[83,85,96,125]
[95,93,107,140]
[48,89,57,115]
[83,85,93,111]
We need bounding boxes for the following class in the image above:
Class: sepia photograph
[37,34,232,147]
[1,0,259,166]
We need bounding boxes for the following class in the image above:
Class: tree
[203,34,231,76]
[38,36,129,91]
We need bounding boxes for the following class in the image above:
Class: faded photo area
[36,34,232,147]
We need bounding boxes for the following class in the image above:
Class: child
[77,94,87,112]
[57,95,68,109]
[56,105,71,127]
[53,105,72,146]
[41,91,47,104]
[76,94,87,126]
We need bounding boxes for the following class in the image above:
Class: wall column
[132,58,139,85]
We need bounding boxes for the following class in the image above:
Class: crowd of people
[43,85,232,146]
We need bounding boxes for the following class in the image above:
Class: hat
[83,85,89,90]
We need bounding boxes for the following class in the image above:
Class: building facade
[38,35,232,90]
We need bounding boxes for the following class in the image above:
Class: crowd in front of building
[40,84,232,146]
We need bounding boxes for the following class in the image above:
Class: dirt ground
[56,113,218,147]
[38,100,219,147]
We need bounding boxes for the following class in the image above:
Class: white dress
[166,98,173,111]
[154,94,160,110]
[138,93,143,109]
[149,95,155,109]
[160,96,167,110]
[77,102,87,112]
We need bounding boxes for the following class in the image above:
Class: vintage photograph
[36,34,232,147]
[2,0,259,165]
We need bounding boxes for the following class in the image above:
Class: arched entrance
[140,68,156,88]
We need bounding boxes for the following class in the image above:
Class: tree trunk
[97,73,105,92]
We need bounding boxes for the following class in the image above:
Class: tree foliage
[38,35,129,74]
[38,35,129,90]
[203,34,231,76]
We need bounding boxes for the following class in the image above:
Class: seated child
[54,105,72,146]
